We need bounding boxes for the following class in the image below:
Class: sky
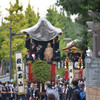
[0,0,57,18]
[0,0,76,23]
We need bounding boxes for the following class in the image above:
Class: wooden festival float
[62,39,85,83]
[21,18,62,83]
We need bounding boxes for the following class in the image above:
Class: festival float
[21,18,62,83]
[62,39,85,83]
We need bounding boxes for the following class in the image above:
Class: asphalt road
[0,74,16,83]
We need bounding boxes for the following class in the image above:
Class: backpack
[74,89,86,100]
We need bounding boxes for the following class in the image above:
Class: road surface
[0,74,16,83]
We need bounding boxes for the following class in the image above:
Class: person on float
[36,44,44,60]
[30,41,36,61]
[25,34,31,50]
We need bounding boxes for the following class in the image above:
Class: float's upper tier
[21,18,63,41]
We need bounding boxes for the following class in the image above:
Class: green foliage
[0,0,40,64]
[74,23,89,52]
[87,33,93,50]
[25,4,40,27]
[0,27,5,61]
[1,0,27,63]
[46,6,77,39]
[31,60,50,83]
[13,80,16,84]
[75,14,93,52]
[56,0,96,51]
[57,0,100,15]
[12,67,15,79]
[57,68,65,78]
[46,6,77,58]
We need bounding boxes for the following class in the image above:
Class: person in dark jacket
[25,82,30,100]
[36,44,44,60]
[25,34,31,50]
[0,82,3,100]
[70,79,81,100]
[67,84,73,100]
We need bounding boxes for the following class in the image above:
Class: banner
[69,62,73,84]
[15,52,25,95]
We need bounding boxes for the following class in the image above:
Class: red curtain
[65,70,69,80]
[28,64,33,82]
[51,64,56,83]
[79,70,83,79]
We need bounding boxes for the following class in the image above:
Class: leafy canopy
[57,0,100,15]
[56,0,98,51]
[0,0,40,63]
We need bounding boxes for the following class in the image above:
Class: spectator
[62,84,67,100]
[2,83,6,100]
[30,83,34,99]
[71,79,81,100]
[0,82,3,100]
[67,84,73,100]
[13,84,18,100]
[25,82,30,100]
[47,93,55,100]
[44,81,59,100]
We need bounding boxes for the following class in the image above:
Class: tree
[57,0,100,15]
[56,0,99,51]
[0,0,28,71]
[46,6,77,58]
[74,13,93,51]
[25,3,40,27]
[31,60,50,84]
[0,27,5,61]
[57,67,65,78]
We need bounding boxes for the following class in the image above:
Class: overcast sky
[0,0,77,24]
[0,0,57,17]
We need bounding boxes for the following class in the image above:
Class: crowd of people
[0,81,40,100]
[0,78,86,100]
[45,78,86,100]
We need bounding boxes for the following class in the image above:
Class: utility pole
[10,23,12,80]
[9,22,25,80]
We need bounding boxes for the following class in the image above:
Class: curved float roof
[62,39,83,53]
[21,18,62,41]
